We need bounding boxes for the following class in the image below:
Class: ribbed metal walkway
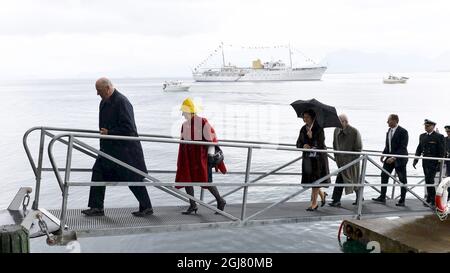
[47,199,432,237]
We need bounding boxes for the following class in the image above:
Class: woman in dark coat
[296,109,330,211]
[175,98,227,215]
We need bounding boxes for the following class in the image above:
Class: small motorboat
[383,75,409,84]
[162,81,190,92]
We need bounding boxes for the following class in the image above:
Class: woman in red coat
[175,98,227,214]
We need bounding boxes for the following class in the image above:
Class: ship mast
[288,43,293,69]
[221,41,226,67]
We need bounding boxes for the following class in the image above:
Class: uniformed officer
[445,125,450,177]
[413,119,446,206]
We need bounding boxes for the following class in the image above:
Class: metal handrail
[40,167,427,178]
[130,133,422,155]
[23,126,448,233]
[24,126,436,160]
[45,132,450,161]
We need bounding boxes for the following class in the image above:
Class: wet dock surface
[46,199,432,237]
[343,215,450,252]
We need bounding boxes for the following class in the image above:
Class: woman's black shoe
[215,199,226,214]
[306,204,319,211]
[321,192,328,207]
[182,206,198,215]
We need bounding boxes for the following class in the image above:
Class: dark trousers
[88,170,152,210]
[380,162,407,200]
[331,173,360,202]
[423,163,438,204]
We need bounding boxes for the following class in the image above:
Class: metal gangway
[3,126,449,245]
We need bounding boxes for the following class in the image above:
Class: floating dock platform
[343,215,450,253]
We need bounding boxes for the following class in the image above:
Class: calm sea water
[1,73,449,252]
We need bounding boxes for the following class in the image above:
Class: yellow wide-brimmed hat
[180,97,201,113]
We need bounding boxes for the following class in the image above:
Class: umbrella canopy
[290,98,342,128]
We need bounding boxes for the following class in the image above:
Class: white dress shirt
[388,125,398,153]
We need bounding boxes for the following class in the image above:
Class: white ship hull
[163,86,190,92]
[193,66,327,82]
[383,79,407,84]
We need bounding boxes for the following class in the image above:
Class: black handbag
[208,146,224,166]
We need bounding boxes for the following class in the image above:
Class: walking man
[329,114,363,207]
[413,119,446,207]
[82,77,153,217]
[372,114,409,206]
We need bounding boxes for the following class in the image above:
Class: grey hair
[96,77,113,90]
[338,114,349,122]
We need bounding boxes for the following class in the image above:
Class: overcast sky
[1,0,450,79]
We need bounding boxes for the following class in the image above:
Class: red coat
[175,115,227,188]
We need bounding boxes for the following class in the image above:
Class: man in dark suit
[413,119,446,206]
[372,114,409,206]
[82,77,153,217]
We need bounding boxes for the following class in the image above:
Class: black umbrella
[290,98,342,128]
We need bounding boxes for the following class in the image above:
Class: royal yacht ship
[192,43,327,82]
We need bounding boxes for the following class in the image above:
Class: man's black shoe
[81,208,105,216]
[395,200,406,207]
[132,208,154,217]
[328,201,341,207]
[371,196,386,204]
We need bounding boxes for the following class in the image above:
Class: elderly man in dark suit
[372,114,409,206]
[413,119,446,206]
[81,77,153,217]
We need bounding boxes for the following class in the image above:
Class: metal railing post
[391,172,397,200]
[60,135,73,232]
[241,148,252,221]
[209,156,302,204]
[356,155,368,219]
[200,189,205,201]
[32,128,46,210]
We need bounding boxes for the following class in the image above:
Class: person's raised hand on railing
[303,144,311,149]
[100,128,108,135]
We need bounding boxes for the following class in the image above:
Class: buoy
[435,177,450,221]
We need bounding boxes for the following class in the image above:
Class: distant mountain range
[320,50,450,73]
